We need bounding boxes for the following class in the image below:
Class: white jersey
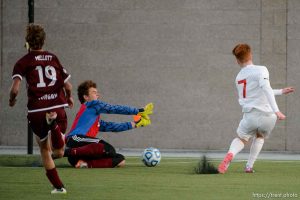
[235,64,280,113]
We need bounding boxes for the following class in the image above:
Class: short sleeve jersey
[12,51,71,112]
[235,65,274,113]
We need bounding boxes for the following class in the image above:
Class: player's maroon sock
[50,123,64,149]
[46,168,64,189]
[86,158,113,168]
[70,143,105,157]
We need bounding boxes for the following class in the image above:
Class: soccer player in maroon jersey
[9,24,73,194]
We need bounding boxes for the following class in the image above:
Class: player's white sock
[246,137,264,168]
[228,138,245,157]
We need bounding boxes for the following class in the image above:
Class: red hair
[232,43,252,63]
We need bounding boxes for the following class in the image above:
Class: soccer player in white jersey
[218,43,294,174]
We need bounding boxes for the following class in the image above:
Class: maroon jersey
[12,51,71,113]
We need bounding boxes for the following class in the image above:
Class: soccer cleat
[46,112,58,125]
[75,160,88,168]
[51,187,67,194]
[218,153,233,174]
[245,166,255,173]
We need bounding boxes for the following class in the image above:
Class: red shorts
[27,108,67,141]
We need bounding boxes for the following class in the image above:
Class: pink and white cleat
[245,166,255,173]
[218,153,233,174]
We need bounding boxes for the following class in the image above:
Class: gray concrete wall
[287,0,300,151]
[0,0,299,151]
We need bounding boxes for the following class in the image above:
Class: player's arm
[99,120,134,132]
[57,56,73,108]
[262,85,279,112]
[259,67,285,120]
[99,115,151,132]
[64,81,74,108]
[89,100,141,115]
[273,87,295,95]
[262,85,286,120]
[9,78,21,107]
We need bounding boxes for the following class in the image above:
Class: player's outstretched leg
[64,143,112,158]
[74,154,125,169]
[218,137,245,174]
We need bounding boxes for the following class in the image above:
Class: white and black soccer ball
[142,147,161,167]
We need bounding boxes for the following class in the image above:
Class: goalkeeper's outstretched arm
[99,120,133,132]
[99,116,151,132]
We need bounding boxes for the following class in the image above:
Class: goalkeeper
[64,80,153,168]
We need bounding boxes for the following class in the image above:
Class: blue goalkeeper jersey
[66,100,139,138]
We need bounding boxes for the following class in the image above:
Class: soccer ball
[142,147,161,167]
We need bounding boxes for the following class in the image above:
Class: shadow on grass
[0,155,71,168]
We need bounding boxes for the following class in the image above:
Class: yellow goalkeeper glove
[133,115,151,128]
[138,103,154,120]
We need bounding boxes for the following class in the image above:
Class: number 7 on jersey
[238,79,247,98]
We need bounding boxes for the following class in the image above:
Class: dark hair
[25,24,46,50]
[77,80,97,104]
[232,43,252,63]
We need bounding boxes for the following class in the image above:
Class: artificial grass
[0,155,299,200]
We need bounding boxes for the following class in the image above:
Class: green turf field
[0,155,299,200]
